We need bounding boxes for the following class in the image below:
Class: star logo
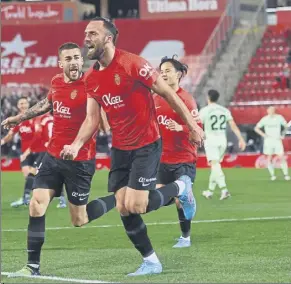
[1,34,37,57]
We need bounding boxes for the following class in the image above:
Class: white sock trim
[143,252,160,263]
[174,180,185,196]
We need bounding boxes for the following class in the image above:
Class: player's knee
[210,160,218,166]
[71,216,86,227]
[116,200,129,215]
[125,199,148,214]
[29,197,45,217]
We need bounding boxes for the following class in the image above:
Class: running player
[254,106,290,181]
[154,55,200,248]
[61,17,204,276]
[1,97,37,207]
[200,90,246,200]
[21,112,67,208]
[2,43,116,278]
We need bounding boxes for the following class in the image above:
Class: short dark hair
[208,89,220,102]
[91,17,119,45]
[18,96,28,102]
[58,42,80,56]
[159,55,188,82]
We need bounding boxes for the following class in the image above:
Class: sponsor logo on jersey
[157,114,171,126]
[19,126,32,133]
[102,93,124,109]
[139,62,155,79]
[53,101,71,116]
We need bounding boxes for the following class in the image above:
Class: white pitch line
[1,272,114,283]
[2,216,291,233]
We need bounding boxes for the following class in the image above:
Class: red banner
[139,0,227,19]
[2,154,291,172]
[1,18,218,86]
[1,22,87,86]
[1,2,78,25]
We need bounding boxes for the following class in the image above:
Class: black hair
[58,42,80,56]
[159,55,188,82]
[18,96,28,102]
[91,16,119,45]
[208,89,220,102]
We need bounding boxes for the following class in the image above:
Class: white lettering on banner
[102,94,124,108]
[1,33,58,75]
[1,5,60,21]
[146,0,218,13]
[1,56,58,75]
[255,155,288,169]
[53,101,71,116]
[157,115,171,126]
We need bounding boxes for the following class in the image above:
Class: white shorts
[204,140,227,162]
[263,139,284,156]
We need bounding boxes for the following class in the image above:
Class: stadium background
[1,1,291,283]
[1,0,291,171]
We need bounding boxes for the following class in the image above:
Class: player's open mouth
[87,45,95,53]
[70,69,78,76]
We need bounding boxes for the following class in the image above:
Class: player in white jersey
[254,106,290,181]
[199,90,246,200]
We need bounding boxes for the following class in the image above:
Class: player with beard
[1,97,37,208]
[61,18,204,276]
[3,43,116,278]
[154,56,201,248]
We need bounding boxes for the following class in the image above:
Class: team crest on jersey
[114,74,120,85]
[70,90,78,99]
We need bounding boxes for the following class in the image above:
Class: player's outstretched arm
[61,98,100,160]
[1,130,14,146]
[1,98,52,130]
[152,75,204,146]
[229,120,246,151]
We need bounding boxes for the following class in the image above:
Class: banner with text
[139,0,227,19]
[2,154,291,171]
[1,17,218,87]
[1,1,78,25]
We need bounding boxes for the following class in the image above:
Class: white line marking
[2,216,291,232]
[1,272,113,283]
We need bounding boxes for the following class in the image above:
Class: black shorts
[108,139,162,193]
[33,152,46,169]
[33,153,95,206]
[157,163,196,185]
[21,152,39,168]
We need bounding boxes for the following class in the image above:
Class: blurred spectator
[284,29,291,47]
[117,9,124,18]
[286,49,291,63]
[272,76,288,89]
[96,130,112,157]
[245,139,259,152]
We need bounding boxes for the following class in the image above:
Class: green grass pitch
[1,168,291,283]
